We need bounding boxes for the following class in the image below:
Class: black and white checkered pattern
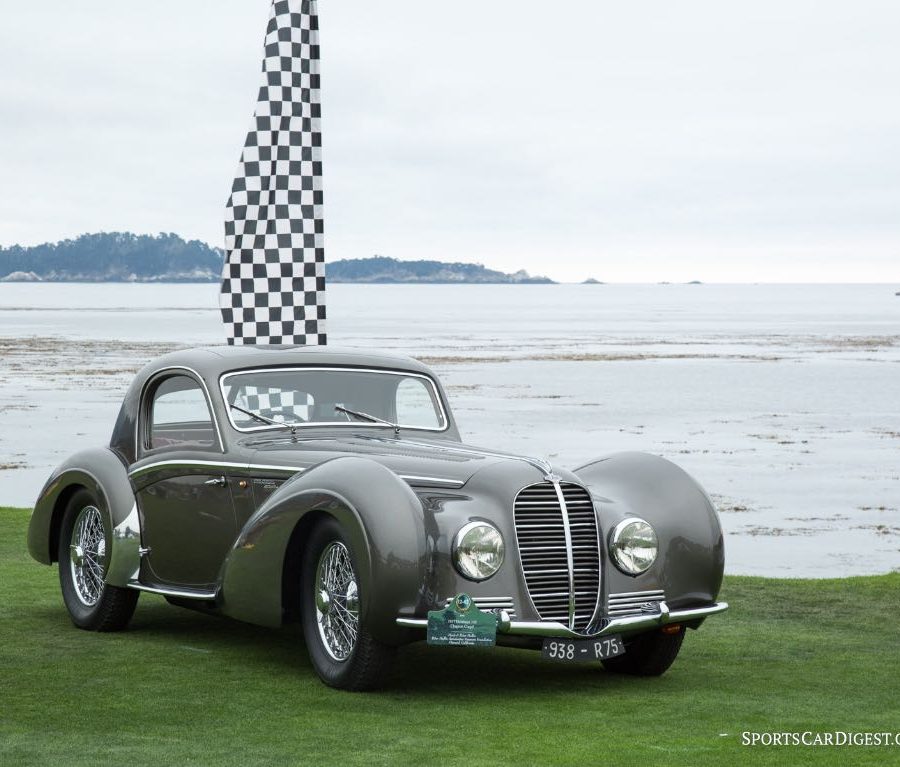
[236,386,312,422]
[220,0,327,345]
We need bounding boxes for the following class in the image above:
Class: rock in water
[1,271,41,282]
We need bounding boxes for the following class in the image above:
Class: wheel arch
[29,448,136,568]
[218,456,427,644]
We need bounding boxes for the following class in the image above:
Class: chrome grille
[608,590,665,617]
[513,481,601,632]
[444,596,516,618]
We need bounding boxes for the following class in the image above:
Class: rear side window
[147,375,217,451]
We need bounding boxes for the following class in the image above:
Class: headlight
[453,522,505,581]
[609,518,658,575]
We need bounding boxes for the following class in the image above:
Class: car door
[130,371,239,590]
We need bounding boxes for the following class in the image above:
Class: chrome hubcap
[69,505,106,606]
[70,544,85,567]
[314,542,359,662]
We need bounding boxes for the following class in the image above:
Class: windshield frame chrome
[218,366,451,434]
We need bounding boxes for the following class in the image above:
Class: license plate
[541,635,625,662]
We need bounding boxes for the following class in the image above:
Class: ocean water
[1,282,898,577]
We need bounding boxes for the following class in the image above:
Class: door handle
[204,476,227,487]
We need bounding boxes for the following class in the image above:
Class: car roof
[109,346,450,464]
[146,345,436,380]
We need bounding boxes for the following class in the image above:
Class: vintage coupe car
[28,346,726,690]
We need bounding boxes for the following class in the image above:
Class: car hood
[243,433,549,487]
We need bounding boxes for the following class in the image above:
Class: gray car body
[28,346,725,645]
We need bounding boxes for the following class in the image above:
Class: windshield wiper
[334,405,400,435]
[230,403,301,434]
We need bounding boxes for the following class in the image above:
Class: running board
[127,582,218,601]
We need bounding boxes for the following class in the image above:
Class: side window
[395,377,443,428]
[147,375,217,451]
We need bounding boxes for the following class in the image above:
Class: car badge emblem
[454,594,473,613]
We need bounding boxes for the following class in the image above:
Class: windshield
[220,367,448,433]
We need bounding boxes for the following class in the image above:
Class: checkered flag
[235,386,313,422]
[220,0,327,345]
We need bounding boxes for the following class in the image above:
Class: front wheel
[58,489,139,631]
[300,517,395,691]
[601,626,686,676]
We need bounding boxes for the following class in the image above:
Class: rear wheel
[300,517,395,690]
[601,626,686,676]
[58,489,139,631]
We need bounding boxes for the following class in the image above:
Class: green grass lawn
[1,507,897,767]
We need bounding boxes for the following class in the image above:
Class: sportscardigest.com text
[742,732,899,747]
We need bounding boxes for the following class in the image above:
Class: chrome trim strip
[609,589,665,602]
[128,459,263,478]
[400,474,466,489]
[218,366,450,434]
[136,365,226,457]
[443,596,515,617]
[551,480,577,631]
[581,486,604,629]
[238,463,307,474]
[396,601,729,639]
[608,594,667,616]
[127,459,464,489]
[126,583,218,600]
[608,592,666,607]
[131,440,534,489]
[443,597,514,604]
[104,502,141,587]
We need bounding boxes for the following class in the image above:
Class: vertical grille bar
[551,481,576,630]
[513,481,601,633]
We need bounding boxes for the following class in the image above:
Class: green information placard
[427,594,498,647]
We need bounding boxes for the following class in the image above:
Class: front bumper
[396,600,728,640]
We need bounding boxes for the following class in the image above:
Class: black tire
[601,627,686,676]
[58,488,139,632]
[300,517,395,691]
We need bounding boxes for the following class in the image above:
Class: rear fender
[28,448,140,587]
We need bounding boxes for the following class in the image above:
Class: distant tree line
[0,232,554,283]
[0,232,222,282]
[326,256,553,283]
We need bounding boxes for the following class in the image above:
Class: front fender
[218,456,426,643]
[28,448,138,585]
[574,452,725,607]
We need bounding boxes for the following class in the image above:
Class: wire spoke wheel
[58,489,138,632]
[301,518,395,689]
[68,505,106,606]
[314,542,359,661]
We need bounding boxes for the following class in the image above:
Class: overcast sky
[1,1,898,282]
